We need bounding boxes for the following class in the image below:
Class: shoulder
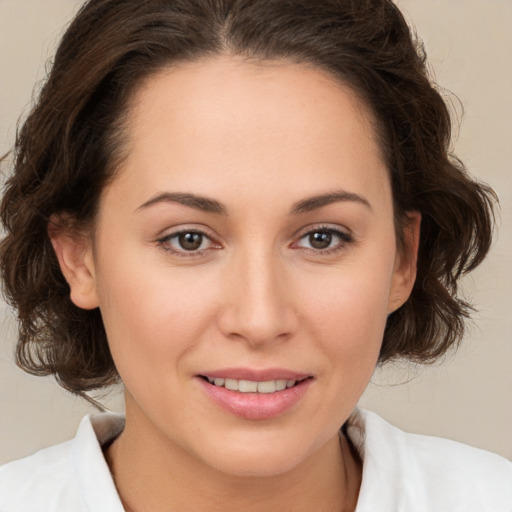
[0,413,125,512]
[0,437,85,512]
[347,408,512,512]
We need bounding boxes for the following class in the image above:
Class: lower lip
[197,378,312,420]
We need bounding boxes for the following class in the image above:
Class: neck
[106,399,361,512]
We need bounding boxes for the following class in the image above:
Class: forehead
[109,55,390,213]
[128,55,379,151]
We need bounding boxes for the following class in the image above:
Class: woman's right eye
[157,230,217,256]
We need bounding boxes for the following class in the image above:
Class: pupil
[309,231,332,249]
[179,232,203,251]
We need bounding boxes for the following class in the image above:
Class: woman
[0,0,510,510]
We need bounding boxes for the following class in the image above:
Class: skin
[51,56,420,511]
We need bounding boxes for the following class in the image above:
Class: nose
[217,248,298,347]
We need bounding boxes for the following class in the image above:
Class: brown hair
[0,0,496,397]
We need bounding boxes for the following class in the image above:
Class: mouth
[197,368,314,419]
[199,375,311,394]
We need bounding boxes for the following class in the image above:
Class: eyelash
[156,228,219,259]
[293,225,354,255]
[156,225,353,258]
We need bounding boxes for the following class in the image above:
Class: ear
[388,211,421,314]
[48,216,99,310]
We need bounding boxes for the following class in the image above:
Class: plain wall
[0,0,510,464]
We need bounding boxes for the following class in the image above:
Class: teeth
[276,380,287,391]
[239,380,258,392]
[206,377,298,393]
[224,379,239,391]
[257,380,276,393]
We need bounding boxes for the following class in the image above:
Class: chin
[195,431,323,478]
[211,453,305,479]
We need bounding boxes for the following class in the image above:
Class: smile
[198,373,313,420]
[203,377,301,393]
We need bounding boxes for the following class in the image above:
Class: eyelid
[156,225,222,257]
[293,223,353,240]
[154,223,354,258]
[292,224,354,252]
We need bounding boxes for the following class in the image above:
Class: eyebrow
[290,190,372,215]
[136,192,228,215]
[136,189,371,216]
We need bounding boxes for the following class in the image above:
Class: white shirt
[1,408,511,511]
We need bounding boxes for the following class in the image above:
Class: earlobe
[388,211,421,314]
[48,217,99,310]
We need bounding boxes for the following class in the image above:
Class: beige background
[0,0,510,464]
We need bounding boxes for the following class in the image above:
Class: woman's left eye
[295,228,352,252]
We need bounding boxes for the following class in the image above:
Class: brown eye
[158,228,219,257]
[178,232,204,251]
[308,231,332,249]
[295,227,352,253]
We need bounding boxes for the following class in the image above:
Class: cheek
[300,256,395,366]
[94,247,220,382]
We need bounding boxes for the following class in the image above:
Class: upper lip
[199,368,312,382]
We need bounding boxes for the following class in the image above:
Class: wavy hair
[0,0,496,397]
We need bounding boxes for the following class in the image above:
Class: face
[55,56,418,477]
